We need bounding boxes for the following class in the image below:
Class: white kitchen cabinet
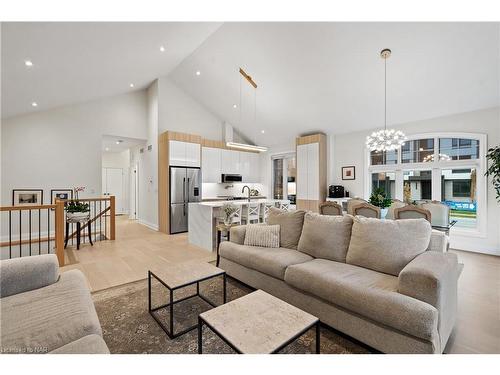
[202,147,221,183]
[221,149,240,174]
[296,144,308,199]
[248,152,261,182]
[169,140,200,167]
[307,142,319,200]
[238,152,250,180]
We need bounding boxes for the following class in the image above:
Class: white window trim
[364,132,488,238]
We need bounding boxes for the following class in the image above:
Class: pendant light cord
[239,74,242,128]
[384,56,387,131]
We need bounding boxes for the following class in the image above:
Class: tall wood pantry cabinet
[296,134,327,212]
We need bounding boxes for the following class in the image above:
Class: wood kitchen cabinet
[296,134,327,212]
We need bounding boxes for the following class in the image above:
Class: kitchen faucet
[242,185,251,202]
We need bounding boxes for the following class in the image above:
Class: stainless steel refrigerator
[170,167,201,234]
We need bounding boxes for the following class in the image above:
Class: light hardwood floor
[61,216,500,354]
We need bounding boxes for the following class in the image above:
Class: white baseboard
[450,237,499,256]
[137,219,159,231]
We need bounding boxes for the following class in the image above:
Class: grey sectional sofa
[0,254,109,354]
[219,209,459,354]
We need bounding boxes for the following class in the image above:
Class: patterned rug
[92,276,371,354]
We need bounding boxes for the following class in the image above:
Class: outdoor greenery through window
[369,135,482,229]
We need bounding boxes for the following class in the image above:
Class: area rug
[92,276,371,354]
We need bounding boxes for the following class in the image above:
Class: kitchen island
[188,199,289,252]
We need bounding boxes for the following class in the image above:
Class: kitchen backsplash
[202,183,266,199]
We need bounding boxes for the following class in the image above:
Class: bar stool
[242,202,261,224]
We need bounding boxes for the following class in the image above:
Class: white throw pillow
[244,224,280,248]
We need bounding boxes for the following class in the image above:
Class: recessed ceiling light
[116,140,123,145]
[31,102,38,107]
[195,71,201,76]
[105,147,110,151]
[159,46,165,52]
[233,104,237,109]
[25,60,33,67]
[129,83,135,88]
[261,130,265,134]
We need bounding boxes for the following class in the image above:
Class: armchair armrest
[399,251,459,349]
[229,225,247,245]
[427,230,448,253]
[0,254,60,298]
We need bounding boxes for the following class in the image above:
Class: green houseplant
[368,187,392,218]
[485,145,500,203]
[66,186,90,221]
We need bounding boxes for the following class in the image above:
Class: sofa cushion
[219,241,313,280]
[0,270,102,354]
[267,208,306,250]
[298,213,353,262]
[50,334,109,354]
[244,224,280,248]
[346,217,432,276]
[284,259,438,341]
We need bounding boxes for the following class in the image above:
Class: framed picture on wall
[51,189,73,203]
[342,166,356,180]
[12,189,44,206]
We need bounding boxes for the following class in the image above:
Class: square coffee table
[198,289,320,354]
[148,261,226,339]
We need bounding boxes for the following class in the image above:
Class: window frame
[364,132,487,238]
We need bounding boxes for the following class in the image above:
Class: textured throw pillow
[244,224,280,248]
[267,208,306,249]
[346,217,432,276]
[298,213,353,262]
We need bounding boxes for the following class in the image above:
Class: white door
[296,144,308,199]
[307,143,319,200]
[202,147,221,183]
[103,168,124,214]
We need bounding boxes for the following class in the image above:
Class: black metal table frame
[198,315,320,354]
[148,270,226,339]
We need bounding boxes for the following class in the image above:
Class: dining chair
[420,201,448,226]
[386,200,406,220]
[347,198,367,215]
[242,202,261,224]
[218,205,242,225]
[353,203,381,218]
[319,201,343,216]
[394,205,431,222]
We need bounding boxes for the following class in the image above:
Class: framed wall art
[12,189,44,206]
[341,166,356,180]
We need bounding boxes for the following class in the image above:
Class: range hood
[223,122,268,153]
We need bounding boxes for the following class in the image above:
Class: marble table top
[199,289,318,353]
[149,261,224,289]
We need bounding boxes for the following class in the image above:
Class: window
[401,139,434,163]
[403,170,432,202]
[366,133,484,232]
[439,138,479,160]
[371,172,395,197]
[370,150,397,165]
[441,168,477,228]
[272,154,296,204]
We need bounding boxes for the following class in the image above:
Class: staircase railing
[0,196,115,266]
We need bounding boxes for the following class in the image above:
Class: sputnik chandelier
[366,49,407,152]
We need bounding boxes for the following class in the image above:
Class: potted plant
[368,187,392,219]
[485,145,500,203]
[66,187,90,221]
[221,203,238,225]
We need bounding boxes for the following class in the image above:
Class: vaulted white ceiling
[1,22,222,118]
[2,22,499,147]
[169,22,500,146]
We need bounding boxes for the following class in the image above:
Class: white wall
[333,107,500,254]
[1,90,148,206]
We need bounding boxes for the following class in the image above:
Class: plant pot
[67,211,90,222]
[380,208,388,219]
